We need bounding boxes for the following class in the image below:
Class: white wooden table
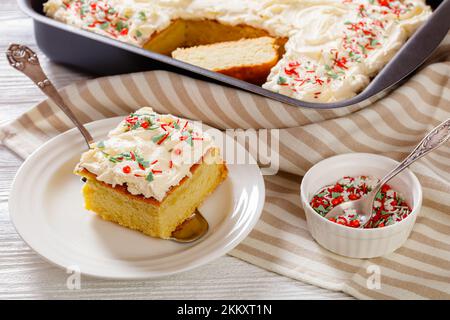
[0,1,351,299]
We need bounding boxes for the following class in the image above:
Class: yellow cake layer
[78,148,228,239]
[172,37,279,85]
[143,20,187,56]
[144,19,286,56]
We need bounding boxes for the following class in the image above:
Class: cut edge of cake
[143,19,283,56]
[171,36,280,85]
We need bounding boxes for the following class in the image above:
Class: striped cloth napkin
[1,34,450,299]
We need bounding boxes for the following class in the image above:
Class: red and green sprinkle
[61,0,133,39]
[310,176,411,228]
[277,0,415,97]
[95,111,205,181]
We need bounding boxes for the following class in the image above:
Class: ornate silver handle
[362,117,450,211]
[377,118,450,188]
[359,118,450,226]
[6,44,93,148]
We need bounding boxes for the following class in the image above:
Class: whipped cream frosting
[75,107,215,201]
[44,0,431,102]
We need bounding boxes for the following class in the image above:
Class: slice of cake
[171,37,280,85]
[74,107,228,239]
[143,19,274,56]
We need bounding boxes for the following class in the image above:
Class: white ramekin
[300,153,422,259]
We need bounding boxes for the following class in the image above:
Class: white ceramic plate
[9,117,265,279]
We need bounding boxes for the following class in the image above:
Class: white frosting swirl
[44,0,432,102]
[76,107,215,201]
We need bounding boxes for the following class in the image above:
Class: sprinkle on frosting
[264,0,431,102]
[44,0,431,102]
[75,107,215,201]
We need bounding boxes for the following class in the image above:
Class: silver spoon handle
[359,118,450,226]
[6,44,93,147]
[376,118,450,190]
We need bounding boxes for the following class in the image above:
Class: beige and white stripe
[1,34,450,300]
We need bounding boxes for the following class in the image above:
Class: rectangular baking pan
[18,0,450,109]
